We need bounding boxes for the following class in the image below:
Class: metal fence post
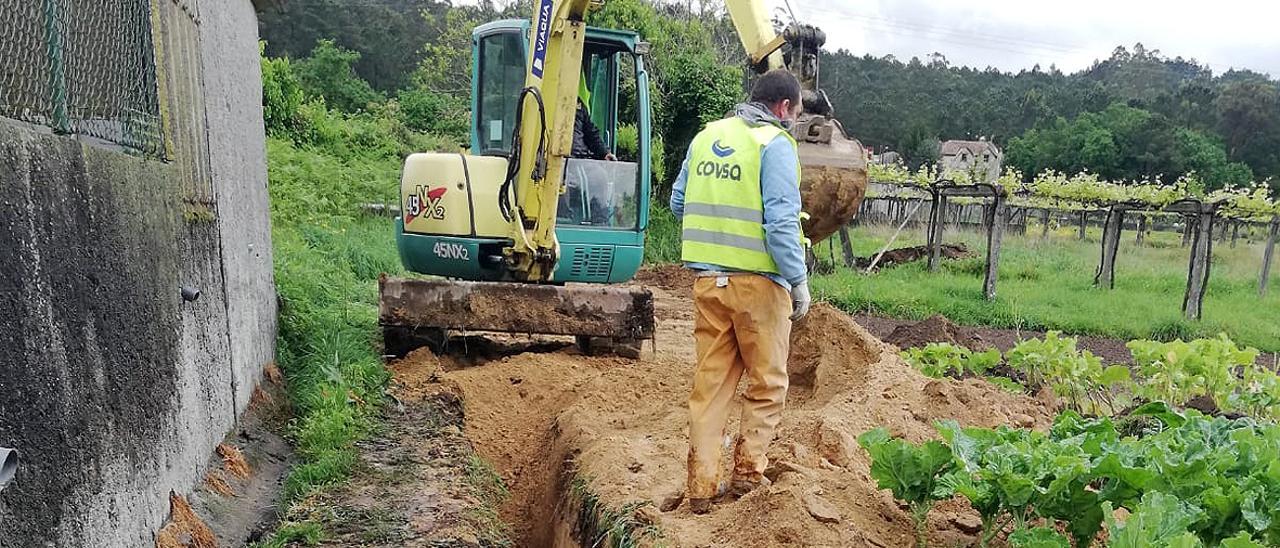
[42,0,69,134]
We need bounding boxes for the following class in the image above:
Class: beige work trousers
[686,273,791,500]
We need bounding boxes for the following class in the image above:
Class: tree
[294,40,383,113]
[1216,81,1280,179]
[258,0,451,91]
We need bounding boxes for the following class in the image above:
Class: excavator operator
[670,69,811,514]
[572,72,615,161]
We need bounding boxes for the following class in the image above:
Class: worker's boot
[688,480,731,514]
[727,476,771,499]
[688,497,713,515]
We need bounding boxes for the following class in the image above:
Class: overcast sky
[763,0,1280,77]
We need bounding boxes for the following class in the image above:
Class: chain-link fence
[0,0,164,156]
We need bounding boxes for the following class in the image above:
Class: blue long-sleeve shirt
[670,133,807,291]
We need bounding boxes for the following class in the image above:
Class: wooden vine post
[925,181,1004,298]
[838,226,856,268]
[1040,208,1051,239]
[926,190,946,271]
[1183,203,1217,321]
[1078,211,1088,239]
[1094,206,1127,289]
[1261,217,1279,298]
[984,194,1007,300]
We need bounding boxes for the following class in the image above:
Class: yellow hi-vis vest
[681,117,801,274]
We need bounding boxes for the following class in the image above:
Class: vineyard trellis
[845,164,1280,321]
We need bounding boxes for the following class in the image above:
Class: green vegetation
[809,223,1280,353]
[857,428,958,548]
[868,409,1280,547]
[256,42,480,545]
[465,455,513,546]
[570,477,664,548]
[900,343,1001,379]
[822,44,1280,188]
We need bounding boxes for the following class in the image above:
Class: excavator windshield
[473,27,643,230]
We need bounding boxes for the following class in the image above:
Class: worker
[669,69,810,515]
[572,73,616,161]
[563,70,617,225]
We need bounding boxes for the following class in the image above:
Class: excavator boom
[724,0,869,244]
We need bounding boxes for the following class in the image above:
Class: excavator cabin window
[474,29,641,231]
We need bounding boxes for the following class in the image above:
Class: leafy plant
[901,342,1000,379]
[987,376,1028,394]
[1104,492,1205,548]
[857,428,956,548]
[1008,332,1130,414]
[1129,335,1262,416]
[295,39,384,113]
[1008,527,1071,548]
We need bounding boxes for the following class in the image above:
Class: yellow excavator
[378,0,867,355]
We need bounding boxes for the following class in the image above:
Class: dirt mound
[786,304,878,405]
[388,284,1053,547]
[854,243,971,270]
[884,314,991,351]
[633,264,697,292]
[553,299,1052,547]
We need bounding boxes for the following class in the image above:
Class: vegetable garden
[867,330,1280,547]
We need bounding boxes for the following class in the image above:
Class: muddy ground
[370,266,1057,548]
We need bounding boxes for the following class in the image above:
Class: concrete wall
[200,0,277,415]
[0,1,274,545]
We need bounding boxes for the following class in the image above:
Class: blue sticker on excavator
[530,0,553,78]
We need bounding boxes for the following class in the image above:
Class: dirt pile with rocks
[390,270,1054,547]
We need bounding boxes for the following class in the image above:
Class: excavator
[378,0,867,355]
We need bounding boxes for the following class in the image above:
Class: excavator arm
[723,0,869,245]
[724,0,785,71]
[503,0,599,281]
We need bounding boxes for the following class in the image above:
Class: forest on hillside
[258,0,1280,193]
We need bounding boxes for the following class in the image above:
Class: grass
[811,221,1280,352]
[570,477,664,548]
[643,198,681,264]
[465,455,513,546]
[260,133,517,546]
[256,136,404,545]
[644,204,1280,352]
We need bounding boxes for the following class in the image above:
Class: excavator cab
[394,20,652,284]
[382,19,655,357]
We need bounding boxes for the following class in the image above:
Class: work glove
[789,282,811,321]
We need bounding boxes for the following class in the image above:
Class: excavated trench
[390,268,1059,547]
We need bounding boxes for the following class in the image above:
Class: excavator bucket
[794,115,869,244]
[378,276,655,357]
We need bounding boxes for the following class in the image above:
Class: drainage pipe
[0,448,17,492]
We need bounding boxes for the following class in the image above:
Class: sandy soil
[390,266,1056,547]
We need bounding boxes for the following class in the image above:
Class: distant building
[872,150,902,166]
[940,138,1002,182]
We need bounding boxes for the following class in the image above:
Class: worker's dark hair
[749,69,802,107]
